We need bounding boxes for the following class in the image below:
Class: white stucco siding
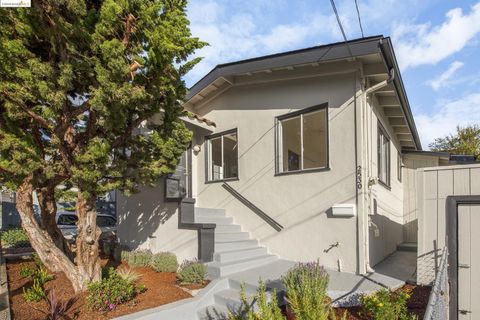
[193,73,360,272]
[116,182,198,263]
[366,96,405,266]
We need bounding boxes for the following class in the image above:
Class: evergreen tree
[0,0,204,292]
[429,125,480,159]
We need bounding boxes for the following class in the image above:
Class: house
[115,35,445,278]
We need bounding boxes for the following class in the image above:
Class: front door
[165,147,192,201]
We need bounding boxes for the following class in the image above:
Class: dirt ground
[7,257,205,320]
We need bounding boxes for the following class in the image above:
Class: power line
[329,0,353,57]
[354,0,365,38]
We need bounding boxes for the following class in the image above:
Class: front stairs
[194,207,278,279]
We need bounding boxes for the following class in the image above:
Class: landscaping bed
[7,256,207,319]
[333,284,432,320]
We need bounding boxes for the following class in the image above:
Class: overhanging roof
[186,35,422,151]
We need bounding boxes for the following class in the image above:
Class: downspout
[353,71,362,274]
[361,65,395,273]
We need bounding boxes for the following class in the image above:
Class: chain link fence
[424,246,449,320]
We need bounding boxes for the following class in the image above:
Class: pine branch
[3,92,52,129]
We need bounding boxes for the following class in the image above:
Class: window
[397,152,402,182]
[206,129,238,182]
[97,216,116,227]
[378,124,390,187]
[57,214,78,226]
[276,104,328,174]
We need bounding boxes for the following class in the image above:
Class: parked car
[56,212,117,243]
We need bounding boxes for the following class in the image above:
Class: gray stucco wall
[191,73,360,272]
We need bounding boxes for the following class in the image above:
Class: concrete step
[197,304,230,320]
[215,232,250,242]
[195,207,226,216]
[215,224,241,233]
[196,215,234,225]
[214,239,259,252]
[195,208,226,217]
[214,247,268,263]
[397,242,417,252]
[208,255,278,278]
[213,289,244,312]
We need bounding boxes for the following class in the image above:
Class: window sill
[275,167,330,177]
[378,179,391,190]
[205,177,239,184]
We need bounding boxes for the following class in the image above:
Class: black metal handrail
[222,182,283,232]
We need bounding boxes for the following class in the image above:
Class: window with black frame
[206,129,238,182]
[276,104,328,174]
[378,124,391,187]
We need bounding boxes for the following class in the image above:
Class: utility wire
[329,0,353,57]
[354,0,365,38]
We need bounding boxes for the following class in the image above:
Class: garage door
[458,204,480,319]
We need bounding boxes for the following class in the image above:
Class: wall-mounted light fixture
[192,144,201,154]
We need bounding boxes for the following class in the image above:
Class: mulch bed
[7,257,206,320]
[333,284,432,319]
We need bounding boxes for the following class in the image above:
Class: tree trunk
[16,176,99,292]
[36,184,72,256]
[74,193,102,286]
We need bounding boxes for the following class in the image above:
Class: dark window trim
[205,128,239,183]
[397,151,402,182]
[274,103,329,175]
[377,122,391,188]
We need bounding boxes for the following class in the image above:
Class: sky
[183,0,480,149]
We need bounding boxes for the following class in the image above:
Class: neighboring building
[115,36,465,277]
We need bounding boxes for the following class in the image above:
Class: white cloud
[428,61,464,90]
[415,93,480,148]
[393,2,480,69]
[185,0,339,85]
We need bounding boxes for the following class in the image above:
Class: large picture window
[276,104,328,174]
[378,124,390,187]
[206,129,238,182]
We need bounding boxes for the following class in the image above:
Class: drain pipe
[360,66,395,273]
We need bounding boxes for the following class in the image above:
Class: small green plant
[86,267,144,311]
[23,278,45,302]
[1,228,30,248]
[228,281,283,320]
[20,265,36,278]
[34,289,78,320]
[149,252,178,273]
[126,250,152,268]
[35,267,55,285]
[32,253,45,269]
[177,260,207,285]
[116,267,140,283]
[361,288,417,320]
[282,261,331,320]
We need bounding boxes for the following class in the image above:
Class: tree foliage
[429,124,480,158]
[0,0,205,291]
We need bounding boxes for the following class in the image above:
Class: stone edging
[0,250,11,320]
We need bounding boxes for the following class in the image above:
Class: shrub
[361,288,417,320]
[228,281,283,320]
[149,252,178,273]
[34,289,78,320]
[116,267,140,283]
[1,228,30,248]
[282,261,331,320]
[35,267,55,285]
[32,253,45,269]
[126,250,152,268]
[20,265,36,278]
[23,278,45,302]
[177,260,207,285]
[86,267,144,311]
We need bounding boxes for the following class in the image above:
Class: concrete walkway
[116,250,416,320]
